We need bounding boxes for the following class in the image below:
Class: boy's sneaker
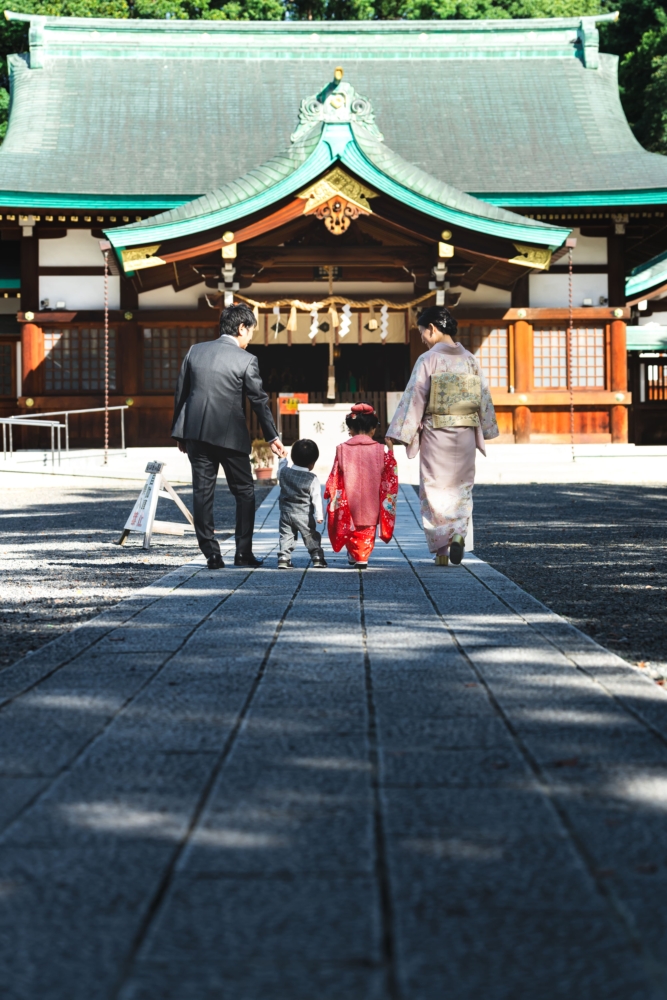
[311,548,328,568]
[277,556,293,569]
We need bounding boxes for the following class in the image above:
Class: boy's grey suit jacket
[171,335,278,453]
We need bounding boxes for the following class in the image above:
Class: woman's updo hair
[346,401,379,434]
[416,305,458,339]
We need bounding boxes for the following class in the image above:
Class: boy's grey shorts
[279,506,322,557]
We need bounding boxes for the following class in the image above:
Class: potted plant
[251,438,275,480]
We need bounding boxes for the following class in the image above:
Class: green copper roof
[626,250,667,300]
[626,326,667,351]
[105,78,569,251]
[2,13,667,206]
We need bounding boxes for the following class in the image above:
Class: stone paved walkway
[2,487,667,1000]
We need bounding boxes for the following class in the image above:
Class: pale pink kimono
[386,342,499,553]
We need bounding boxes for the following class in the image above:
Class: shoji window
[533,329,567,388]
[570,327,605,387]
[0,343,12,396]
[44,328,116,392]
[460,326,508,387]
[142,327,217,391]
[533,327,605,388]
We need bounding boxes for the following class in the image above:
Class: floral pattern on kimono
[387,344,499,456]
[386,342,499,554]
[325,449,398,554]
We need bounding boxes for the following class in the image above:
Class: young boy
[277,439,327,569]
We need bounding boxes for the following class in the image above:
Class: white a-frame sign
[116,461,195,550]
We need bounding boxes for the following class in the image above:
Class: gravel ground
[469,483,667,683]
[0,482,271,668]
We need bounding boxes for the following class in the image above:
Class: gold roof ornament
[121,245,165,271]
[299,167,378,235]
[508,244,552,270]
[299,167,377,215]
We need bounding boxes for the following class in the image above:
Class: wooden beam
[241,247,431,267]
[160,199,305,265]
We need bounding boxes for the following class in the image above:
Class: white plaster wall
[566,228,608,265]
[39,229,105,267]
[454,283,512,309]
[138,282,207,310]
[39,275,120,310]
[529,273,608,308]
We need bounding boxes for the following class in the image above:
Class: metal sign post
[116,461,195,550]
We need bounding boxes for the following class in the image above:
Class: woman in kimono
[325,402,398,568]
[386,306,498,565]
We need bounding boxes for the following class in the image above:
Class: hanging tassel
[368,302,378,332]
[287,304,298,332]
[329,303,339,329]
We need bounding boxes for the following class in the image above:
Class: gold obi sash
[427,372,481,428]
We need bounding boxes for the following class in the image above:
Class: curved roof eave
[105,124,570,251]
[626,249,667,299]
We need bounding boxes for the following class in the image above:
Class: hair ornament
[350,402,375,414]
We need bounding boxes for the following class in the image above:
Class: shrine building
[3,13,667,445]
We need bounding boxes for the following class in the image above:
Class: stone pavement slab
[1,487,667,999]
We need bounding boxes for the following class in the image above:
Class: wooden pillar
[511,273,529,308]
[120,275,138,311]
[513,319,533,443]
[607,232,626,308]
[610,318,628,443]
[21,323,44,397]
[20,236,39,313]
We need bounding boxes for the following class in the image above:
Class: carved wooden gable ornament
[298,168,378,235]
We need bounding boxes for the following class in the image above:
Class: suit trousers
[186,440,255,558]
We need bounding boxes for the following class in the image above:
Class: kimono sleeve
[386,354,431,448]
[324,456,353,553]
[379,447,399,544]
[470,356,500,440]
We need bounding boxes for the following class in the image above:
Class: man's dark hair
[416,305,458,339]
[291,439,319,467]
[219,303,257,338]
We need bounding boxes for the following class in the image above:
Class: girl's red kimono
[324,436,398,564]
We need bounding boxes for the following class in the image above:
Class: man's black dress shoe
[207,554,225,570]
[234,553,263,567]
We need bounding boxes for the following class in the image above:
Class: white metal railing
[1,418,63,466]
[2,405,129,465]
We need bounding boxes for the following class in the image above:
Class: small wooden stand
[116,461,195,550]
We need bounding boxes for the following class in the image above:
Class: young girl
[324,402,398,568]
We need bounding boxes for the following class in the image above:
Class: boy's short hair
[291,439,319,467]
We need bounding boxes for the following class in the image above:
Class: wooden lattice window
[0,343,13,396]
[533,329,567,388]
[459,326,508,387]
[533,327,605,388]
[142,327,217,391]
[44,328,116,392]
[570,327,605,387]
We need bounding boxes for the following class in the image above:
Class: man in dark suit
[172,303,286,569]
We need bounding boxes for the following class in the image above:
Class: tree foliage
[0,0,666,155]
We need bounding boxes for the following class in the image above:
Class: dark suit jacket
[171,335,278,453]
